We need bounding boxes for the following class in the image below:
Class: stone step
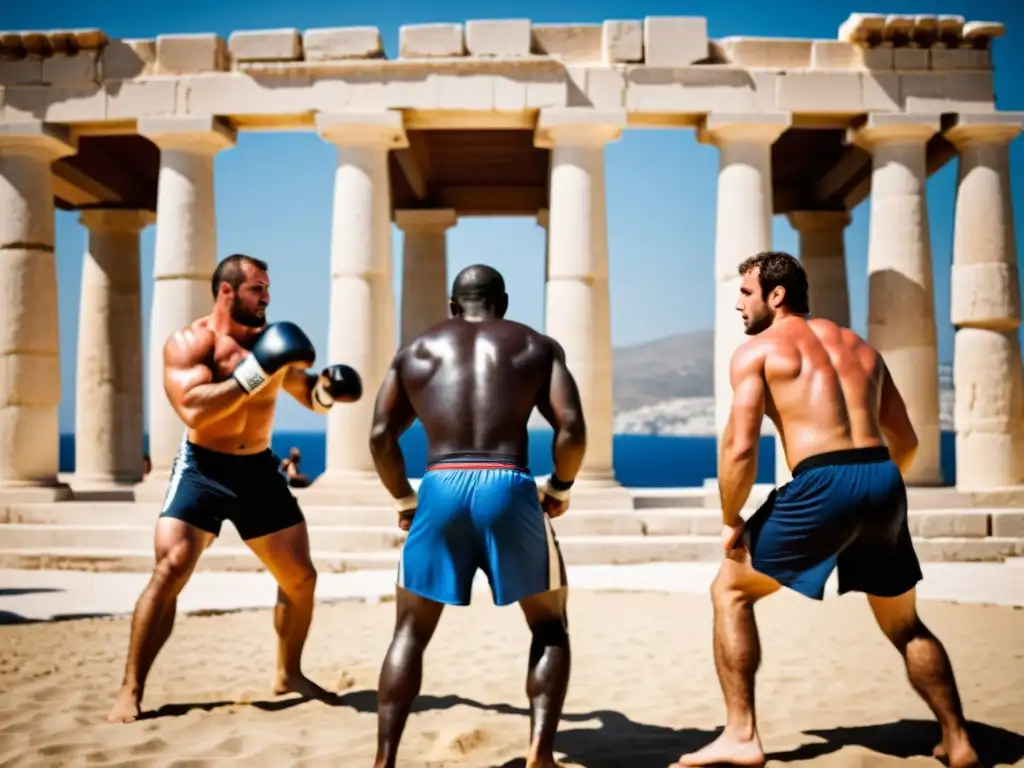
[0,536,1021,573]
[2,503,1020,538]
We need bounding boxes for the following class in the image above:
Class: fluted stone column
[396,209,455,345]
[854,115,943,486]
[74,209,154,489]
[314,112,405,501]
[0,122,74,501]
[535,110,624,498]
[699,113,790,485]
[787,210,852,327]
[946,114,1024,489]
[138,117,236,488]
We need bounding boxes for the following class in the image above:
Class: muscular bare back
[395,318,559,465]
[163,316,282,454]
[743,316,891,471]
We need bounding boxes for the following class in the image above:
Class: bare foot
[106,687,141,724]
[672,732,766,768]
[935,741,982,768]
[272,672,337,702]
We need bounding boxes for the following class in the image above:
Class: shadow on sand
[138,688,1024,768]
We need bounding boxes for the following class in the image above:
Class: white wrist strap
[541,479,571,501]
[395,492,418,513]
[233,356,269,395]
[311,379,333,413]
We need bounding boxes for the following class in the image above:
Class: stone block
[903,71,995,113]
[228,28,302,62]
[908,510,989,538]
[493,75,527,110]
[930,47,991,70]
[776,70,863,112]
[586,67,626,109]
[105,79,179,118]
[644,17,709,66]
[992,511,1024,538]
[155,33,227,74]
[602,20,643,64]
[717,36,811,68]
[384,73,438,110]
[100,39,156,80]
[42,52,99,85]
[626,66,757,114]
[950,263,1021,326]
[862,71,900,110]
[565,66,588,107]
[748,69,780,111]
[531,24,602,63]
[811,41,893,70]
[182,73,313,116]
[0,57,44,86]
[433,73,494,109]
[303,27,383,60]
[399,24,465,58]
[465,19,530,57]
[2,85,105,122]
[893,47,930,70]
[526,75,567,107]
[838,12,888,44]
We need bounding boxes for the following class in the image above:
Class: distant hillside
[612,330,714,411]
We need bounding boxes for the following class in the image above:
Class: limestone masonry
[0,12,1021,548]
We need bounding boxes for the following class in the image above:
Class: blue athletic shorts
[158,436,305,541]
[744,446,923,600]
[397,456,568,606]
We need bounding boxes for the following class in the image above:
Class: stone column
[74,209,154,490]
[853,115,943,486]
[698,113,790,485]
[138,117,236,488]
[535,110,624,500]
[313,112,406,502]
[787,210,852,327]
[537,208,550,308]
[0,122,74,501]
[946,114,1024,489]
[396,209,456,346]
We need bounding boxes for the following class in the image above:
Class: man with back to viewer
[366,264,587,768]
[673,251,980,768]
[106,253,363,723]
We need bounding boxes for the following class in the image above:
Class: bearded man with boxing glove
[108,254,361,725]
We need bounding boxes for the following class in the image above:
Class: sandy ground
[0,585,1022,768]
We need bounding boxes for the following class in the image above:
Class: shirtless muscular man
[107,253,362,723]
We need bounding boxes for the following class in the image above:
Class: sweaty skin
[674,264,978,768]
[369,313,586,768]
[162,316,314,454]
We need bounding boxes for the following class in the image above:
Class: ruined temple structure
[0,12,1021,525]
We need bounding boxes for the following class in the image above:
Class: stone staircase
[1,494,1022,572]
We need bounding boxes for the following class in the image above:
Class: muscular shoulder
[163,319,216,368]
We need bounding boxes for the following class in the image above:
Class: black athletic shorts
[158,437,305,540]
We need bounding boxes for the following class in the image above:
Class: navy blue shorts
[744,446,923,600]
[397,456,567,607]
[158,438,305,541]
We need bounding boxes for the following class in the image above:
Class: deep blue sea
[58,425,959,487]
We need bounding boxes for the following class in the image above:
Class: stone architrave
[396,208,456,345]
[852,114,943,486]
[75,209,155,491]
[946,113,1024,489]
[0,122,75,502]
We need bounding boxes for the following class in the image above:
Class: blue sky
[4,0,1023,433]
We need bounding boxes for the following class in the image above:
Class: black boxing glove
[311,364,363,412]
[233,322,316,395]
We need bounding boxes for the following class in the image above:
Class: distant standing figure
[673,252,979,768]
[279,447,310,488]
